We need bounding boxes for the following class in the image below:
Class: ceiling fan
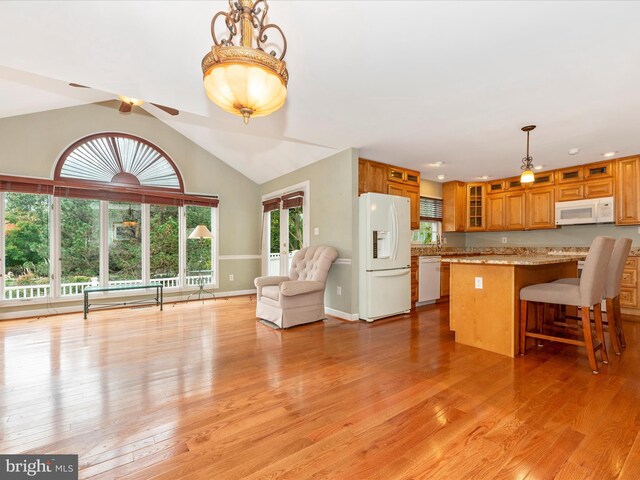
[69,83,179,116]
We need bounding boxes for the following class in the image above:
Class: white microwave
[555,197,614,225]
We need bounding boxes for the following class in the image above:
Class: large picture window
[150,205,180,287]
[0,133,219,304]
[186,205,214,286]
[60,198,100,295]
[4,193,50,299]
[108,202,143,285]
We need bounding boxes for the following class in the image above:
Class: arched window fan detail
[55,133,184,191]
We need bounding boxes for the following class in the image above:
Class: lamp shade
[520,169,535,184]
[203,63,287,122]
[189,225,213,239]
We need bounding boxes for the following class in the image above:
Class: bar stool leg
[606,297,621,355]
[536,302,544,347]
[520,300,528,355]
[593,303,609,364]
[581,306,599,374]
[614,296,627,349]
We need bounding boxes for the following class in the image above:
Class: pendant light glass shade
[201,0,289,124]
[203,63,287,124]
[520,169,535,183]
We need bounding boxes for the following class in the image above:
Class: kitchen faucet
[436,233,442,252]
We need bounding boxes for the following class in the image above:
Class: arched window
[55,132,184,192]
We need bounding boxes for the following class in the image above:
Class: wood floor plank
[0,298,639,479]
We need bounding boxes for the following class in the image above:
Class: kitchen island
[444,255,582,357]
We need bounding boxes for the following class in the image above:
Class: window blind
[420,197,443,222]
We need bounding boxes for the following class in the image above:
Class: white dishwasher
[418,256,441,304]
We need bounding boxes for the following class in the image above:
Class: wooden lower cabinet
[439,262,450,298]
[620,256,639,314]
[411,256,419,306]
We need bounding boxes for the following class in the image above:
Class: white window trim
[261,180,310,276]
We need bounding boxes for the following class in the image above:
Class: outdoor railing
[4,275,212,300]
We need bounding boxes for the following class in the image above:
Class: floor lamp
[187,224,216,303]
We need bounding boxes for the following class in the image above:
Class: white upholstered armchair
[254,245,338,328]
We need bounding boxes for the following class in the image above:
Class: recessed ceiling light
[427,161,444,167]
[533,165,544,170]
[568,148,580,155]
[602,151,617,157]
[436,174,445,180]
[474,175,491,180]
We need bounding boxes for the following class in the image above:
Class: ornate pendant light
[520,125,536,184]
[201,0,289,124]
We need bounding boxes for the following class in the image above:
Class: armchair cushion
[261,285,281,302]
[280,281,325,297]
[254,275,290,288]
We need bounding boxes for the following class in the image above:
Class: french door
[262,184,308,276]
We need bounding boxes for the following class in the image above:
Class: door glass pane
[108,202,142,285]
[268,209,280,276]
[287,206,303,271]
[186,206,213,286]
[150,204,179,288]
[60,198,100,295]
[4,193,50,300]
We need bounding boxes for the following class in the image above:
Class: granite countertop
[442,254,585,266]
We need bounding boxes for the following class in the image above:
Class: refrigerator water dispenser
[372,230,390,259]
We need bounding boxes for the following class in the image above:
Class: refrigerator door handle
[372,269,410,277]
[391,201,399,261]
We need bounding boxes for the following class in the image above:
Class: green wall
[260,148,360,316]
[0,101,262,315]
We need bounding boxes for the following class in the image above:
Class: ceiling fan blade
[150,103,179,116]
[69,83,90,88]
[118,101,133,114]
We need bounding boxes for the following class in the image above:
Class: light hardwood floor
[1,297,640,479]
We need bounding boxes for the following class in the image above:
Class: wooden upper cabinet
[466,183,485,231]
[526,186,556,229]
[505,177,524,191]
[557,183,584,202]
[442,181,466,232]
[531,171,555,188]
[387,166,420,186]
[386,182,420,230]
[505,191,526,230]
[405,187,420,230]
[486,194,505,231]
[557,166,584,184]
[487,180,506,195]
[584,178,613,199]
[584,160,613,180]
[359,158,386,194]
[616,156,640,225]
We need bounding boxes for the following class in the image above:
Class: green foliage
[4,193,50,283]
[269,207,303,254]
[187,206,212,273]
[150,205,179,278]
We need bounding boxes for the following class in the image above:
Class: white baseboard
[0,289,257,321]
[325,307,359,321]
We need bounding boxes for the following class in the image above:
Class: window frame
[0,191,219,306]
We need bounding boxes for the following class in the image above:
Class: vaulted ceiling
[1,1,640,184]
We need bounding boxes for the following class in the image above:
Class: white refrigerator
[359,193,411,322]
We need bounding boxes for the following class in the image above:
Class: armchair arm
[254,276,290,288]
[280,281,325,297]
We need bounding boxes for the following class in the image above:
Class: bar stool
[553,237,632,355]
[519,236,615,373]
